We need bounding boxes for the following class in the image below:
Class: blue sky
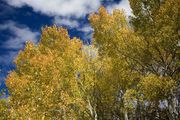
[0,0,132,95]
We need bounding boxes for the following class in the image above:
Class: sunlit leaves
[140,74,176,101]
[0,99,8,120]
[1,2,179,119]
[5,26,90,119]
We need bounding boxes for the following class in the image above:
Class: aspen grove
[0,0,179,119]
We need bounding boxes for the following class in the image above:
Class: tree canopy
[0,0,179,119]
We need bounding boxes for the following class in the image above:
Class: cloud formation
[5,0,132,35]
[54,17,79,28]
[5,0,101,17]
[0,21,39,65]
[107,0,132,16]
[0,21,39,49]
[78,25,93,33]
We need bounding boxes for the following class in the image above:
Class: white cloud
[78,25,93,42]
[0,51,17,66]
[0,21,39,49]
[5,0,132,30]
[0,21,39,66]
[54,17,79,28]
[3,0,133,45]
[107,0,132,16]
[5,0,101,18]
[78,25,93,33]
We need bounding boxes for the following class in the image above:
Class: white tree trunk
[124,110,128,120]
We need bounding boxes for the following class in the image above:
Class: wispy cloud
[107,0,132,16]
[0,21,39,66]
[54,17,79,28]
[0,51,17,66]
[5,0,101,18]
[4,0,132,29]
[0,21,39,49]
[78,25,93,33]
[78,25,93,43]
